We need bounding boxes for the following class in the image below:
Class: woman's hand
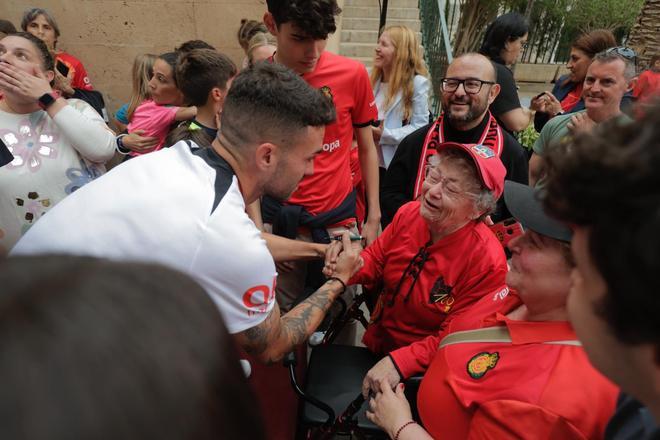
[122,130,159,152]
[0,61,53,101]
[362,356,401,398]
[530,92,563,116]
[53,68,74,97]
[371,121,383,144]
[366,380,413,438]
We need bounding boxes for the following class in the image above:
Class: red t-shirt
[350,201,507,355]
[416,295,618,440]
[633,70,660,103]
[55,52,93,91]
[286,51,377,216]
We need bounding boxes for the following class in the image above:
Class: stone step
[340,29,422,44]
[340,42,426,58]
[343,5,420,19]
[340,42,378,58]
[345,0,419,7]
[342,17,421,32]
[341,29,380,44]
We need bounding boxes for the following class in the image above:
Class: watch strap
[37,92,58,110]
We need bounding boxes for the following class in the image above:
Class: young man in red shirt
[263,0,380,310]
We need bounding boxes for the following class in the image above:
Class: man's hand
[567,112,596,135]
[122,130,159,152]
[362,356,401,398]
[331,231,363,283]
[323,231,363,279]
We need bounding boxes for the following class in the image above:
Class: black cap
[504,181,572,242]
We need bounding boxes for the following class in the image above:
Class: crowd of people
[0,1,659,439]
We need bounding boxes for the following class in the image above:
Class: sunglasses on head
[605,46,637,60]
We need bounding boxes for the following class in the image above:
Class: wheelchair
[285,290,421,439]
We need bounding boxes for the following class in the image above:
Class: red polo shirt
[416,295,618,439]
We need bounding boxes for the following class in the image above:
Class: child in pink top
[127,52,196,155]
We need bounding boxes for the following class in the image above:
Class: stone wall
[1,0,342,124]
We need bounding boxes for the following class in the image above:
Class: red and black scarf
[413,112,504,199]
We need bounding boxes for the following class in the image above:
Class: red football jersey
[286,51,377,216]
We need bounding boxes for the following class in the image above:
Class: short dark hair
[479,12,529,64]
[158,51,180,87]
[176,49,237,106]
[175,39,215,53]
[266,0,342,40]
[0,255,265,440]
[20,7,60,38]
[543,105,660,346]
[220,61,335,153]
[8,32,55,73]
[0,19,17,35]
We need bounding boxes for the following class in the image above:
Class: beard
[443,96,489,124]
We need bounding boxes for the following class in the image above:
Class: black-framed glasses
[441,78,495,94]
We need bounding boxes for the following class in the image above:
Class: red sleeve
[633,72,649,98]
[348,207,397,286]
[467,400,587,440]
[351,63,377,127]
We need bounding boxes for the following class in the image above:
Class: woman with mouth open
[326,141,508,357]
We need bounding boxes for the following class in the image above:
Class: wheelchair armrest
[283,350,336,427]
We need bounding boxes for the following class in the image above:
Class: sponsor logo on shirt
[492,286,510,301]
[323,139,341,153]
[467,352,499,379]
[243,277,277,315]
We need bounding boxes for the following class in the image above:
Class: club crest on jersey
[471,144,495,159]
[467,352,499,379]
[429,276,454,313]
[320,86,333,102]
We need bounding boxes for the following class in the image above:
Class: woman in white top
[0,32,115,255]
[371,25,430,169]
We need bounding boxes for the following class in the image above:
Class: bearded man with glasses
[381,53,528,227]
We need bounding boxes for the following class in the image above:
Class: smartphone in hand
[56,60,70,77]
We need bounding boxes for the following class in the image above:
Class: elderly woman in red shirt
[327,141,508,356]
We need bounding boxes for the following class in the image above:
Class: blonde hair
[370,25,428,122]
[237,19,267,53]
[126,53,157,123]
[247,32,277,66]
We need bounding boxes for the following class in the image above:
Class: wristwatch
[37,92,58,110]
[115,134,131,155]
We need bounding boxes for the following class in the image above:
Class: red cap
[436,142,506,199]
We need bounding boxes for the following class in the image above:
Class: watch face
[38,93,56,109]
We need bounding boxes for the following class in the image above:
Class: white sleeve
[51,99,116,164]
[380,75,430,146]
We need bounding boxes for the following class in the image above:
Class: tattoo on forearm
[281,288,335,347]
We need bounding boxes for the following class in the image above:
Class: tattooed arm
[234,232,363,364]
